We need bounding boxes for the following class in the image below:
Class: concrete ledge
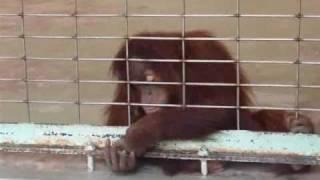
[0,123,320,165]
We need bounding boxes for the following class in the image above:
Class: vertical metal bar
[87,154,95,172]
[198,146,209,176]
[200,160,208,175]
[21,0,31,122]
[295,0,302,120]
[74,0,81,123]
[181,0,186,107]
[125,0,132,126]
[236,0,241,130]
[85,143,96,172]
[184,0,207,175]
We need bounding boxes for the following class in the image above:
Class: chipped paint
[157,131,320,156]
[1,123,320,165]
[0,124,126,148]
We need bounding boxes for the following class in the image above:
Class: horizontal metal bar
[0,57,72,61]
[1,78,320,89]
[0,57,24,60]
[28,79,76,83]
[27,57,74,61]
[81,102,128,105]
[23,13,73,17]
[1,13,320,18]
[78,57,124,61]
[128,14,183,17]
[0,78,24,81]
[0,57,286,63]
[129,81,181,85]
[25,35,74,39]
[0,100,26,103]
[0,57,320,65]
[0,35,22,38]
[186,104,235,109]
[187,14,297,18]
[302,85,320,88]
[129,59,294,64]
[0,35,124,39]
[6,35,303,41]
[0,13,22,16]
[131,102,182,108]
[1,124,320,165]
[0,100,75,104]
[239,14,297,18]
[301,61,320,65]
[77,36,124,39]
[2,57,319,65]
[79,80,125,84]
[239,60,295,64]
[129,58,237,63]
[4,35,320,42]
[76,14,125,17]
[186,14,236,17]
[302,38,320,42]
[239,38,296,41]
[0,100,319,112]
[129,14,296,18]
[29,100,77,104]
[127,36,181,40]
[240,106,320,112]
[303,15,320,18]
[191,14,290,18]
[127,36,304,41]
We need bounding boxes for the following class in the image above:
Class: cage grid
[0,0,320,174]
[0,0,320,123]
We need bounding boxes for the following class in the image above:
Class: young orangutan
[104,31,314,175]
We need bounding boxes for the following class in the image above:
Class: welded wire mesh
[0,0,319,126]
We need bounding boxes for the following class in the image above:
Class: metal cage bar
[295,0,302,121]
[236,0,241,130]
[0,0,320,174]
[20,0,31,122]
[1,13,320,18]
[181,0,187,107]
[125,0,132,126]
[74,0,81,124]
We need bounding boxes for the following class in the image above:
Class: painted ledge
[0,123,320,165]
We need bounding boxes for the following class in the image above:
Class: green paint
[1,123,320,164]
[159,131,320,156]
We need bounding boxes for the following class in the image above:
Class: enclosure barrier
[1,0,320,176]
[1,124,320,175]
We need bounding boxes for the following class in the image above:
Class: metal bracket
[198,146,209,176]
[85,143,96,172]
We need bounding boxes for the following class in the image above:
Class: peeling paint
[0,124,126,148]
[1,123,320,165]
